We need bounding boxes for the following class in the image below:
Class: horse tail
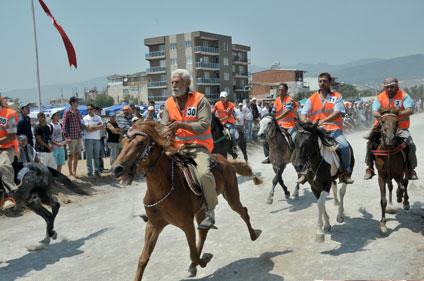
[228,160,263,185]
[47,167,89,195]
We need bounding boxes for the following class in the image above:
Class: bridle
[296,128,324,182]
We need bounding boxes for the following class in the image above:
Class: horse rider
[299,72,354,184]
[212,91,238,154]
[161,69,217,230]
[0,96,19,210]
[272,82,298,141]
[364,77,418,180]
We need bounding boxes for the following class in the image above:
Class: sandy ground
[1,114,423,281]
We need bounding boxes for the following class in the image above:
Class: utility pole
[31,0,42,110]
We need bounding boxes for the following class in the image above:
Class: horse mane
[298,121,337,147]
[211,114,224,131]
[131,120,175,152]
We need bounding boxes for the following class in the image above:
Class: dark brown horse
[111,121,262,281]
[369,111,409,234]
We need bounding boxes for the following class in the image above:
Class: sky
[1,0,424,92]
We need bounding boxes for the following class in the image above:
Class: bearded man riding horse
[364,77,418,181]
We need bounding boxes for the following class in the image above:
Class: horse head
[292,119,321,172]
[211,113,225,139]
[257,115,273,138]
[378,110,399,147]
[111,120,173,184]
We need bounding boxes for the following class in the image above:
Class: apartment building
[144,31,250,102]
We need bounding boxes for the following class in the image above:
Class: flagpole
[31,0,42,110]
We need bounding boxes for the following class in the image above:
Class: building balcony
[195,62,220,70]
[205,93,219,100]
[233,72,249,78]
[233,56,249,64]
[197,78,220,85]
[146,66,166,74]
[148,95,169,102]
[145,50,165,59]
[194,46,219,55]
[147,81,167,88]
[234,87,249,92]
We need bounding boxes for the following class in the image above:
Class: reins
[371,142,407,157]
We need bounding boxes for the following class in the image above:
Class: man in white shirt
[234,103,245,127]
[83,104,103,177]
[243,101,254,143]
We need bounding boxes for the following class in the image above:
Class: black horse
[0,161,87,249]
[211,114,248,162]
[292,120,354,242]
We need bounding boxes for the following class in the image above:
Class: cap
[251,97,257,101]
[20,103,31,109]
[18,134,28,141]
[383,77,398,87]
[219,91,228,98]
[69,96,79,104]
[148,105,154,111]
[238,103,243,106]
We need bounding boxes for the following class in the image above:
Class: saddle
[278,127,295,152]
[171,153,218,197]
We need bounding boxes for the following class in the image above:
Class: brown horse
[370,111,409,234]
[111,120,262,281]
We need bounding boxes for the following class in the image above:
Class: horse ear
[312,120,319,128]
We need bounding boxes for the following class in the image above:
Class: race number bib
[327,96,337,103]
[394,100,403,107]
[0,117,7,126]
[186,107,197,117]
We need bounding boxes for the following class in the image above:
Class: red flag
[37,0,77,68]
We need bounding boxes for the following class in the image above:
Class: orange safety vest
[0,107,19,152]
[375,90,410,129]
[307,91,343,131]
[214,101,236,125]
[274,95,297,129]
[165,91,214,152]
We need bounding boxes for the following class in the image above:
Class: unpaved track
[1,114,423,281]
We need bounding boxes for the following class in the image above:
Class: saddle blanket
[318,138,340,177]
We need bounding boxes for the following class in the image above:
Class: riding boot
[297,171,308,184]
[198,209,216,230]
[2,196,16,210]
[364,167,375,180]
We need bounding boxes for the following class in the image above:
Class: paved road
[1,114,423,281]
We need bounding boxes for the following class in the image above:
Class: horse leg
[402,179,410,210]
[277,167,290,199]
[336,183,347,223]
[183,221,207,278]
[238,136,248,162]
[386,180,395,214]
[266,171,279,204]
[316,191,328,242]
[134,221,163,281]
[332,181,340,206]
[26,195,54,246]
[226,177,262,241]
[396,179,404,203]
[190,212,213,277]
[40,192,60,240]
[378,176,388,234]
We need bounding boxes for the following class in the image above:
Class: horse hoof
[403,203,410,210]
[252,229,262,241]
[51,231,57,240]
[293,191,299,199]
[201,253,213,266]
[323,225,331,233]
[285,192,290,199]
[380,225,388,235]
[266,198,273,205]
[315,233,325,243]
[188,265,197,277]
[336,215,344,223]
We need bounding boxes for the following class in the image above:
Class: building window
[224,42,228,52]
[185,41,192,48]
[160,60,166,67]
[202,41,208,47]
[186,56,192,65]
[205,87,211,95]
[170,58,177,66]
[161,74,166,81]
[224,57,229,66]
[170,43,177,50]
[224,72,229,81]
[225,87,230,94]
[159,44,165,51]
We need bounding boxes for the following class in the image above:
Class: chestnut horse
[369,112,409,234]
[111,121,262,281]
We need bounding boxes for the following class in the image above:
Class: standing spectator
[50,112,66,173]
[17,134,38,163]
[158,104,165,120]
[106,112,123,165]
[17,104,33,147]
[243,100,254,143]
[63,96,83,178]
[83,104,103,177]
[260,102,270,118]
[250,97,260,141]
[234,103,245,127]
[134,106,144,120]
[148,100,158,119]
[116,105,133,133]
[95,107,106,172]
[145,105,156,121]
[35,112,56,168]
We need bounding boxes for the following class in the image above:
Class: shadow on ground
[0,228,109,281]
[270,189,315,214]
[181,250,291,281]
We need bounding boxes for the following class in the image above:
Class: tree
[94,93,114,107]
[336,83,359,98]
